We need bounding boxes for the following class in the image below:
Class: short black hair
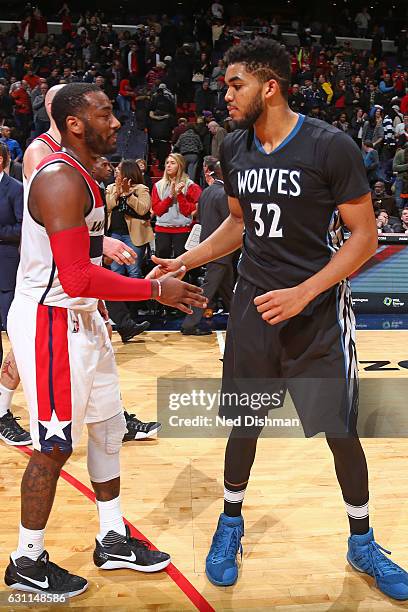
[203,155,223,179]
[224,38,291,98]
[51,83,102,133]
[0,142,10,165]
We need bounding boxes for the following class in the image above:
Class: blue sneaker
[205,513,244,586]
[347,528,408,600]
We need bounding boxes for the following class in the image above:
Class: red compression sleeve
[49,225,153,301]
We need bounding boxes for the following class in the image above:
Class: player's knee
[33,447,72,469]
[87,412,126,483]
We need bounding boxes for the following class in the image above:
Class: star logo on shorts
[39,411,71,441]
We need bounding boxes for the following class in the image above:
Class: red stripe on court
[16,446,215,612]
[35,304,52,421]
[51,308,72,421]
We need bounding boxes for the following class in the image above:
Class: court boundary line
[14,445,215,612]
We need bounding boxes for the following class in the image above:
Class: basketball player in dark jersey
[149,39,408,600]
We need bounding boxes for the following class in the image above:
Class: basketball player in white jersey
[4,82,207,596]
[0,84,144,445]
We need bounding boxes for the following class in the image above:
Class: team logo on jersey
[90,220,105,233]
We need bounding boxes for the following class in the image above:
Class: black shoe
[0,411,32,446]
[119,321,150,343]
[4,551,88,597]
[123,411,162,441]
[181,327,212,336]
[94,525,171,572]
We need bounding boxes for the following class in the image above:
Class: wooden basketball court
[0,329,407,611]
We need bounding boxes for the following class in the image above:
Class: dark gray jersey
[220,115,370,294]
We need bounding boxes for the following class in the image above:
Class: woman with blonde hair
[152,152,201,258]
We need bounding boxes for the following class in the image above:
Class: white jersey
[16,151,105,312]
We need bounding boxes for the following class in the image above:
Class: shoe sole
[205,568,237,587]
[123,424,162,441]
[96,557,171,572]
[0,432,32,446]
[347,554,408,601]
[6,582,88,597]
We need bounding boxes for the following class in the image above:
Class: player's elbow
[58,266,90,298]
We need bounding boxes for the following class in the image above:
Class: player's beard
[231,90,264,130]
[84,122,117,155]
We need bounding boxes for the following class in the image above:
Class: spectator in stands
[362,109,384,152]
[395,114,408,141]
[350,108,367,147]
[332,112,350,134]
[117,78,136,115]
[193,52,212,87]
[393,142,408,210]
[208,120,226,158]
[171,117,188,145]
[195,79,215,116]
[362,140,379,184]
[174,43,195,103]
[392,206,408,233]
[289,84,306,113]
[355,7,371,37]
[212,77,229,123]
[32,81,49,137]
[379,73,395,100]
[317,74,333,105]
[0,85,14,125]
[106,159,153,280]
[148,84,177,170]
[372,181,399,217]
[136,158,153,193]
[401,91,408,115]
[375,209,394,234]
[0,127,22,162]
[210,58,226,90]
[173,124,203,180]
[10,81,32,142]
[152,153,201,259]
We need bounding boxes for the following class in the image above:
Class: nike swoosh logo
[16,573,49,589]
[107,551,137,562]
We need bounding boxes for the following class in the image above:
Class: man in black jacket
[181,156,236,335]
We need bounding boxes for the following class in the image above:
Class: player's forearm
[177,214,243,270]
[299,230,378,302]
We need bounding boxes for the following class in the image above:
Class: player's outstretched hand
[157,268,207,314]
[146,254,186,280]
[254,286,311,325]
[103,236,137,265]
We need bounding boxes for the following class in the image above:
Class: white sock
[96,496,126,543]
[0,383,13,417]
[11,524,45,562]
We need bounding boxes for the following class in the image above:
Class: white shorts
[8,296,122,453]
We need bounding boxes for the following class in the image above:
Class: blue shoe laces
[368,541,405,579]
[210,523,243,563]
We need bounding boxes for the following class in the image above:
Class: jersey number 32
[251,203,283,238]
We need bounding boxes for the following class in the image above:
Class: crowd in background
[1,2,408,333]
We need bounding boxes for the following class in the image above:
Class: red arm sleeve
[177,183,202,216]
[50,226,153,301]
[151,183,173,216]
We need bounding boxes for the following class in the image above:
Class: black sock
[223,425,263,517]
[326,435,370,535]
